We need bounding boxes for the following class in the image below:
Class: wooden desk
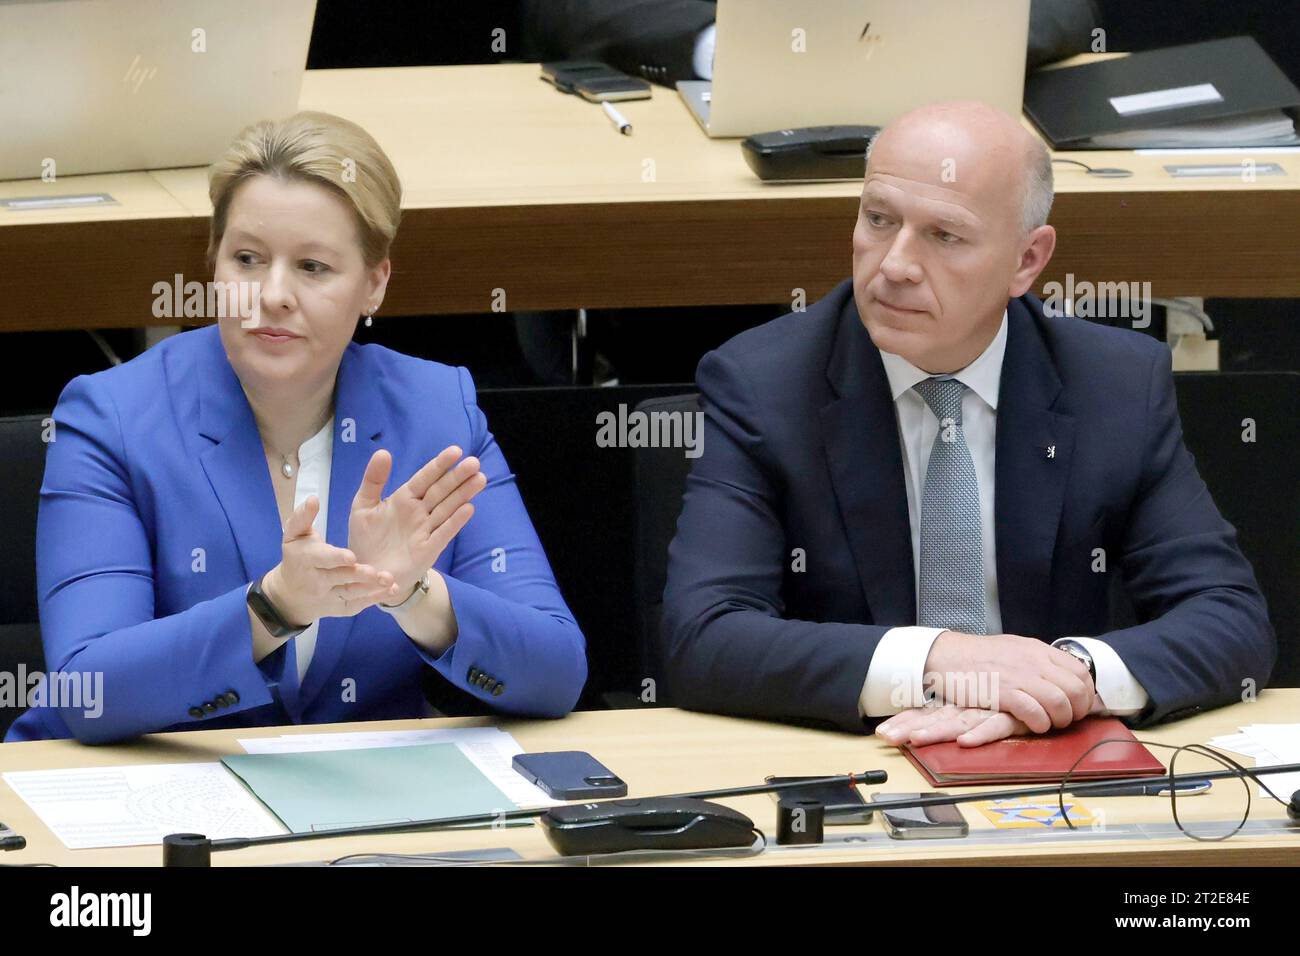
[3,62,1299,332]
[1,691,1296,867]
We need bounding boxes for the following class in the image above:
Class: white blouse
[287,416,334,683]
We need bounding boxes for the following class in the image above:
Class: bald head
[850,99,1059,374]
[866,101,1053,234]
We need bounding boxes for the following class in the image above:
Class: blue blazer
[662,280,1276,733]
[7,325,587,743]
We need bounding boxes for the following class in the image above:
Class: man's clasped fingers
[876,705,1030,748]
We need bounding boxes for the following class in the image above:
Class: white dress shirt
[858,311,1150,718]
[287,417,334,684]
[693,24,716,80]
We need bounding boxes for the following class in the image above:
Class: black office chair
[0,414,51,736]
[631,394,701,699]
[1173,371,1299,687]
[476,384,690,710]
[632,373,1300,700]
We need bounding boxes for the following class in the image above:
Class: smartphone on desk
[871,792,969,839]
[541,60,651,101]
[513,751,627,800]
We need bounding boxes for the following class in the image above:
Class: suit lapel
[993,297,1076,638]
[195,328,304,713]
[196,329,284,592]
[297,341,387,709]
[819,296,917,627]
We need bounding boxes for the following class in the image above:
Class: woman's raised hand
[346,446,488,596]
[262,495,397,626]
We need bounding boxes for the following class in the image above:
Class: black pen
[1079,779,1212,797]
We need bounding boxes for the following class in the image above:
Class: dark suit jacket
[522,0,1100,86]
[661,280,1275,733]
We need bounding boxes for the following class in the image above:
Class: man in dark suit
[661,101,1275,744]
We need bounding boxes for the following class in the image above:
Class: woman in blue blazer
[6,112,587,744]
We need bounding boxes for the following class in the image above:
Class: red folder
[900,717,1166,787]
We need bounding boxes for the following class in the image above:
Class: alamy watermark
[1041,274,1153,328]
[0,667,103,719]
[891,669,1000,711]
[151,275,261,325]
[596,403,703,459]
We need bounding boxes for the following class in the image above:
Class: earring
[364,308,375,328]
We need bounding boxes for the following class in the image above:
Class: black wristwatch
[1054,638,1097,685]
[246,574,310,640]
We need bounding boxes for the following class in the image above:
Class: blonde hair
[207,111,402,269]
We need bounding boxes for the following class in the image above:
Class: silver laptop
[0,0,318,181]
[679,0,1030,138]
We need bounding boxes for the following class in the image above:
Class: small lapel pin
[1045,444,1056,460]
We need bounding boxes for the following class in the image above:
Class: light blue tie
[912,376,986,634]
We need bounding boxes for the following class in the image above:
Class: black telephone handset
[742,125,880,181]
[0,822,25,851]
[539,798,755,855]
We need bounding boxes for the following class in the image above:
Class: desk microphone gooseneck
[162,770,890,866]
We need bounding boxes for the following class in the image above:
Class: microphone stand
[858,761,1300,814]
[164,762,1300,866]
[162,769,890,865]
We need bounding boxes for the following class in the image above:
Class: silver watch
[1055,638,1096,685]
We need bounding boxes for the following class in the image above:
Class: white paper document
[1208,723,1300,797]
[238,726,562,808]
[2,762,286,850]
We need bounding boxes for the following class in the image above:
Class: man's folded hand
[923,630,1096,733]
[876,704,1031,748]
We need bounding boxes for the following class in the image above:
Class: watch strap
[247,574,309,640]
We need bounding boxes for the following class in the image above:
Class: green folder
[222,743,519,833]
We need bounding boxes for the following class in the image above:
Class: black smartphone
[513,751,628,800]
[540,59,612,91]
[572,75,651,102]
[765,775,874,825]
[871,792,969,839]
[540,60,651,101]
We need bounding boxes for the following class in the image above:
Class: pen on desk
[602,101,632,135]
[1080,779,1212,797]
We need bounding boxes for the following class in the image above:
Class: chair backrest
[1174,371,1299,687]
[475,384,690,707]
[630,394,702,694]
[0,414,50,735]
[0,414,48,625]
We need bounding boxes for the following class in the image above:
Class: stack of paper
[1208,724,1300,797]
[1089,110,1299,149]
[2,726,557,851]
[2,763,286,849]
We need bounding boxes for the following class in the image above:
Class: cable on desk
[326,829,769,867]
[1055,739,1291,841]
